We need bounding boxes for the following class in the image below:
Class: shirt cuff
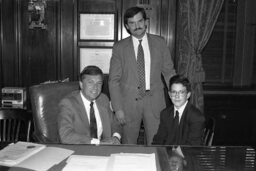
[91,138,100,145]
[113,133,121,140]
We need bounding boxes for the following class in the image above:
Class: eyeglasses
[169,90,187,97]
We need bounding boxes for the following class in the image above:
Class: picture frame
[79,13,115,41]
[80,48,112,74]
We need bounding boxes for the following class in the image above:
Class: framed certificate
[79,13,115,40]
[80,48,112,74]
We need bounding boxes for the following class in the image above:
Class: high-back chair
[203,117,215,146]
[29,81,79,143]
[29,75,110,143]
[0,109,32,142]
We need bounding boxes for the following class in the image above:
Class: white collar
[174,100,188,117]
[132,33,147,43]
[80,91,95,106]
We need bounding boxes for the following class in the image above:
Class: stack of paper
[0,141,74,171]
[16,146,74,171]
[107,153,157,171]
[62,153,157,171]
[0,141,46,166]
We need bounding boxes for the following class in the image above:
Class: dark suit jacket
[58,91,121,144]
[152,102,205,145]
[109,33,176,120]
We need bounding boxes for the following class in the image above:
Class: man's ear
[79,81,83,90]
[187,92,191,99]
[145,19,149,27]
[168,91,172,99]
[124,24,129,30]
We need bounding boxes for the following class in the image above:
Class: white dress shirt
[174,101,188,123]
[80,92,103,144]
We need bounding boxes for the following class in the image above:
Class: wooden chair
[0,109,32,142]
[203,117,215,146]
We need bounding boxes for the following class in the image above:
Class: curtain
[176,0,224,112]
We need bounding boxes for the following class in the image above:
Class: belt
[144,90,151,96]
[136,90,151,101]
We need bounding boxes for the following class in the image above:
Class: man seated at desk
[152,75,205,145]
[58,65,122,145]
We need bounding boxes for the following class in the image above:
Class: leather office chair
[29,81,79,143]
[203,117,215,146]
[0,109,32,142]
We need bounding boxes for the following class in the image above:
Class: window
[202,0,237,85]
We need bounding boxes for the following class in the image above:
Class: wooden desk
[0,144,255,171]
[0,144,168,171]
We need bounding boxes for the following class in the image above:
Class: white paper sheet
[107,153,157,171]
[62,155,109,171]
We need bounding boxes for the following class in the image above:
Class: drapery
[176,0,224,112]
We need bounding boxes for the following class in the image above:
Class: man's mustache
[134,28,143,31]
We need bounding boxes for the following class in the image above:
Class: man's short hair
[124,6,147,35]
[169,75,191,92]
[79,65,104,81]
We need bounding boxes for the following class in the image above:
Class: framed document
[80,48,112,74]
[79,13,115,40]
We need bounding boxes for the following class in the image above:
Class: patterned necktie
[137,39,145,97]
[90,101,97,138]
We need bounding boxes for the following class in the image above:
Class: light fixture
[28,0,47,29]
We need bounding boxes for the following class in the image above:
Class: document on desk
[62,153,157,171]
[107,153,157,171]
[0,141,74,171]
[62,155,110,171]
[16,146,74,171]
[0,141,46,166]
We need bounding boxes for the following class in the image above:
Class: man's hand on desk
[100,136,121,145]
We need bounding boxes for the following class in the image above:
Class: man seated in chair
[58,65,122,144]
[152,75,205,145]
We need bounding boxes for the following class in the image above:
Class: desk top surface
[0,143,255,171]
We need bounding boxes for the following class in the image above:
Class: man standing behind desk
[109,6,176,145]
[58,65,122,145]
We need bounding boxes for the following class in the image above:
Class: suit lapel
[178,103,190,143]
[126,37,138,79]
[95,96,111,138]
[147,34,155,81]
[166,107,176,144]
[96,99,104,126]
[179,103,189,129]
[75,92,90,126]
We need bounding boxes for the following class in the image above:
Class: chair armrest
[32,131,56,143]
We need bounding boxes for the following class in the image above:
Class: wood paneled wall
[1,0,256,146]
[0,0,176,89]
